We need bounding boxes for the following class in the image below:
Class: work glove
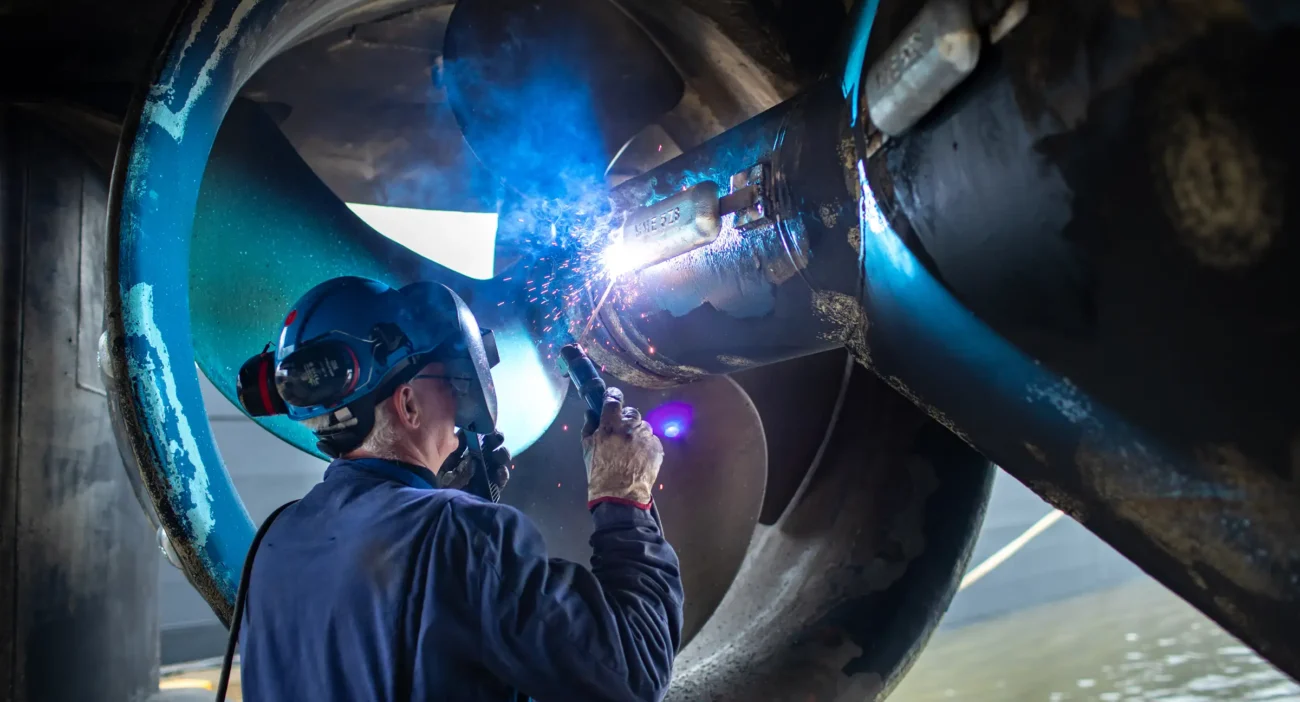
[437,430,511,494]
[481,431,513,492]
[582,387,663,507]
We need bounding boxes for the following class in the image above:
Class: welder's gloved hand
[582,387,663,508]
[437,430,473,490]
[481,431,512,493]
[436,430,511,494]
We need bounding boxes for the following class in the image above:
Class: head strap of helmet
[311,354,426,458]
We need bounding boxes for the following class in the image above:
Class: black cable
[463,431,500,504]
[215,500,299,702]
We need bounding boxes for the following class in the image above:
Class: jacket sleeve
[448,497,684,702]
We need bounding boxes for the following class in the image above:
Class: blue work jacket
[238,457,684,701]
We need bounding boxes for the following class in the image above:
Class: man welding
[227,276,683,701]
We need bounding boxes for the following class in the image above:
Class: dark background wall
[0,108,158,702]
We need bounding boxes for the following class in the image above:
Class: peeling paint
[149,0,216,99]
[123,283,215,550]
[143,0,262,142]
[1026,378,1095,426]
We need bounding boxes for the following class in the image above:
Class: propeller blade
[504,374,767,644]
[191,99,567,457]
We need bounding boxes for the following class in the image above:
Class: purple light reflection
[645,402,693,440]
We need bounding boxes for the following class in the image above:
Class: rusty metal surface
[859,0,1300,677]
[667,368,995,700]
[86,0,1300,689]
[511,0,1300,680]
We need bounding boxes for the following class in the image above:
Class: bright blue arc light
[347,203,498,280]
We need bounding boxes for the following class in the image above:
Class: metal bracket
[720,162,773,233]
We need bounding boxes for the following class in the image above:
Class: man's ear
[393,385,421,428]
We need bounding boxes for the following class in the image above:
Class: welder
[229,276,683,701]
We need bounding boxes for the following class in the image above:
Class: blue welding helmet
[236,276,500,455]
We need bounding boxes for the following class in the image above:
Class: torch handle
[558,344,608,414]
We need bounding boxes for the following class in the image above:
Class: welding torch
[557,344,608,415]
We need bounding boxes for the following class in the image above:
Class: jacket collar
[326,457,438,491]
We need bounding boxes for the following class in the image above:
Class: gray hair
[301,398,402,459]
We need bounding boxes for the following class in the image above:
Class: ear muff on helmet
[236,348,287,417]
[274,339,361,409]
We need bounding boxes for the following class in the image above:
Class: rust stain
[718,354,758,368]
[1023,442,1048,465]
[1004,0,1248,129]
[838,135,860,200]
[1074,440,1300,601]
[818,203,839,230]
[812,291,872,368]
[883,375,971,446]
[1196,444,1300,544]
[1025,479,1089,524]
[1149,69,1281,269]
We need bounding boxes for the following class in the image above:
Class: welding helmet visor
[396,281,499,435]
